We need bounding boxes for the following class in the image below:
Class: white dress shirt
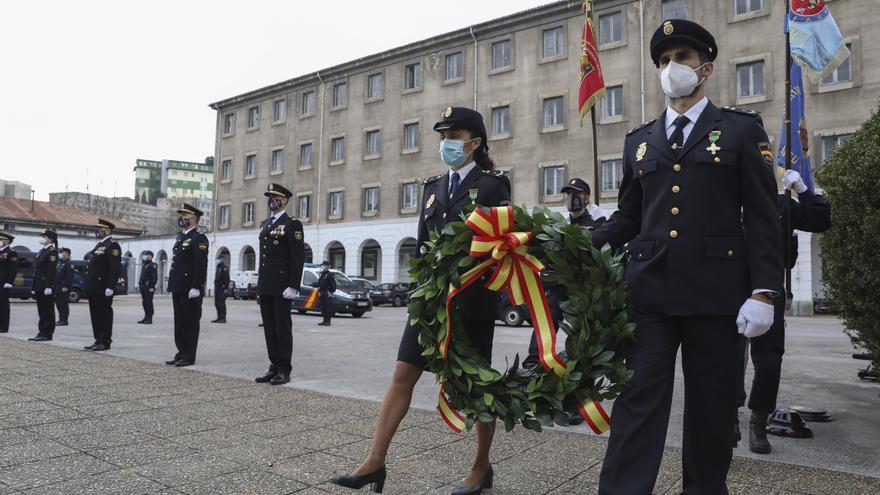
[664,96,709,143]
[448,161,478,195]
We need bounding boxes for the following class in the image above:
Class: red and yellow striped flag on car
[301,288,319,309]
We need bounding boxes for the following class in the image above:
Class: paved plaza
[0,296,877,494]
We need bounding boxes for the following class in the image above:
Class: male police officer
[138,251,158,324]
[592,19,782,494]
[255,183,305,385]
[0,233,18,333]
[29,229,58,342]
[212,257,230,323]
[84,219,122,351]
[316,261,337,326]
[55,247,73,326]
[561,178,606,230]
[166,204,209,367]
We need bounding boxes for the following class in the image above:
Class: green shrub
[816,103,880,367]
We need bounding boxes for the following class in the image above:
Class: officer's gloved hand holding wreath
[409,204,634,433]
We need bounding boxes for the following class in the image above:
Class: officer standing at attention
[0,233,18,333]
[254,183,305,386]
[138,251,158,324]
[55,247,73,326]
[591,20,783,494]
[165,204,209,367]
[84,219,122,352]
[736,169,831,453]
[29,229,58,342]
[562,178,606,230]
[316,261,337,327]
[212,257,230,323]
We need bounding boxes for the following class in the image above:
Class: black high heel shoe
[330,466,387,493]
[451,465,494,495]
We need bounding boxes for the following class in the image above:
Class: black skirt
[396,317,495,368]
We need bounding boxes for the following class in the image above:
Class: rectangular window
[219,205,230,227]
[298,195,310,219]
[662,0,688,20]
[243,201,255,225]
[245,154,256,177]
[271,149,284,172]
[492,106,511,135]
[404,62,421,90]
[367,73,383,99]
[737,61,765,97]
[602,85,624,118]
[247,106,259,129]
[601,159,624,192]
[365,130,381,156]
[273,99,286,122]
[300,143,313,167]
[402,183,418,210]
[363,187,379,213]
[543,96,565,128]
[491,39,512,70]
[820,134,853,166]
[445,52,463,81]
[403,123,420,150]
[542,27,564,58]
[821,44,852,85]
[543,166,565,197]
[331,137,345,162]
[301,91,316,115]
[221,159,232,180]
[329,191,343,217]
[599,12,622,46]
[332,82,347,108]
[223,113,235,134]
[734,0,762,16]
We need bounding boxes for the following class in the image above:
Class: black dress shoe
[165,359,180,366]
[451,465,494,495]
[216,319,226,323]
[83,343,98,350]
[56,321,68,326]
[270,372,290,385]
[330,466,386,493]
[255,370,277,383]
[137,319,146,324]
[175,360,195,367]
[90,344,110,352]
[142,319,152,324]
[29,335,52,342]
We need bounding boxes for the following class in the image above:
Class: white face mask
[660,61,707,98]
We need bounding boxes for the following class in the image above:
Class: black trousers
[214,290,227,318]
[88,295,114,346]
[737,296,786,414]
[56,290,69,322]
[35,293,56,337]
[259,295,293,374]
[0,288,10,332]
[141,290,154,319]
[599,311,739,495]
[319,293,333,322]
[172,292,202,362]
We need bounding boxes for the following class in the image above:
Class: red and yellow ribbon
[301,288,319,309]
[435,206,608,434]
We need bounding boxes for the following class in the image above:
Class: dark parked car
[349,277,377,291]
[497,290,530,327]
[369,282,414,307]
[292,265,373,317]
[7,251,125,302]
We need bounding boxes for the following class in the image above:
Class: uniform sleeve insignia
[50,255,57,262]
[198,243,208,250]
[294,231,303,240]
[111,249,120,257]
[758,142,774,165]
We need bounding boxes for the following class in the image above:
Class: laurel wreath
[407,205,634,432]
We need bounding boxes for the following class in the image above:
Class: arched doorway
[397,237,417,283]
[360,239,381,281]
[326,241,345,272]
[240,245,256,271]
[156,250,168,293]
[303,243,314,264]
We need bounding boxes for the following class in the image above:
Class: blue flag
[777,61,814,193]
[787,1,850,84]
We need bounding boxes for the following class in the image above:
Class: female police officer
[331,107,510,495]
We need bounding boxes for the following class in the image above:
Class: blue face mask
[267,197,281,211]
[439,139,474,168]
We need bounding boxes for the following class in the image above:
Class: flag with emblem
[787,0,850,84]
[777,61,815,192]
[578,0,606,124]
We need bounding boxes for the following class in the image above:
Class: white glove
[3,283,12,289]
[188,288,200,299]
[282,287,297,300]
[782,170,807,194]
[44,288,52,296]
[104,288,114,297]
[736,298,775,338]
[589,204,606,221]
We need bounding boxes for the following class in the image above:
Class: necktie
[668,115,690,152]
[449,172,460,198]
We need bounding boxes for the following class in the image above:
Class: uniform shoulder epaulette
[423,174,444,185]
[722,106,760,116]
[626,118,657,136]
[482,169,506,178]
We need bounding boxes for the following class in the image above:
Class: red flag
[578,0,606,124]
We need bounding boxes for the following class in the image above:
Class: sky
[1,0,556,200]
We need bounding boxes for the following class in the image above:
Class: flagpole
[784,0,793,305]
[590,107,600,202]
